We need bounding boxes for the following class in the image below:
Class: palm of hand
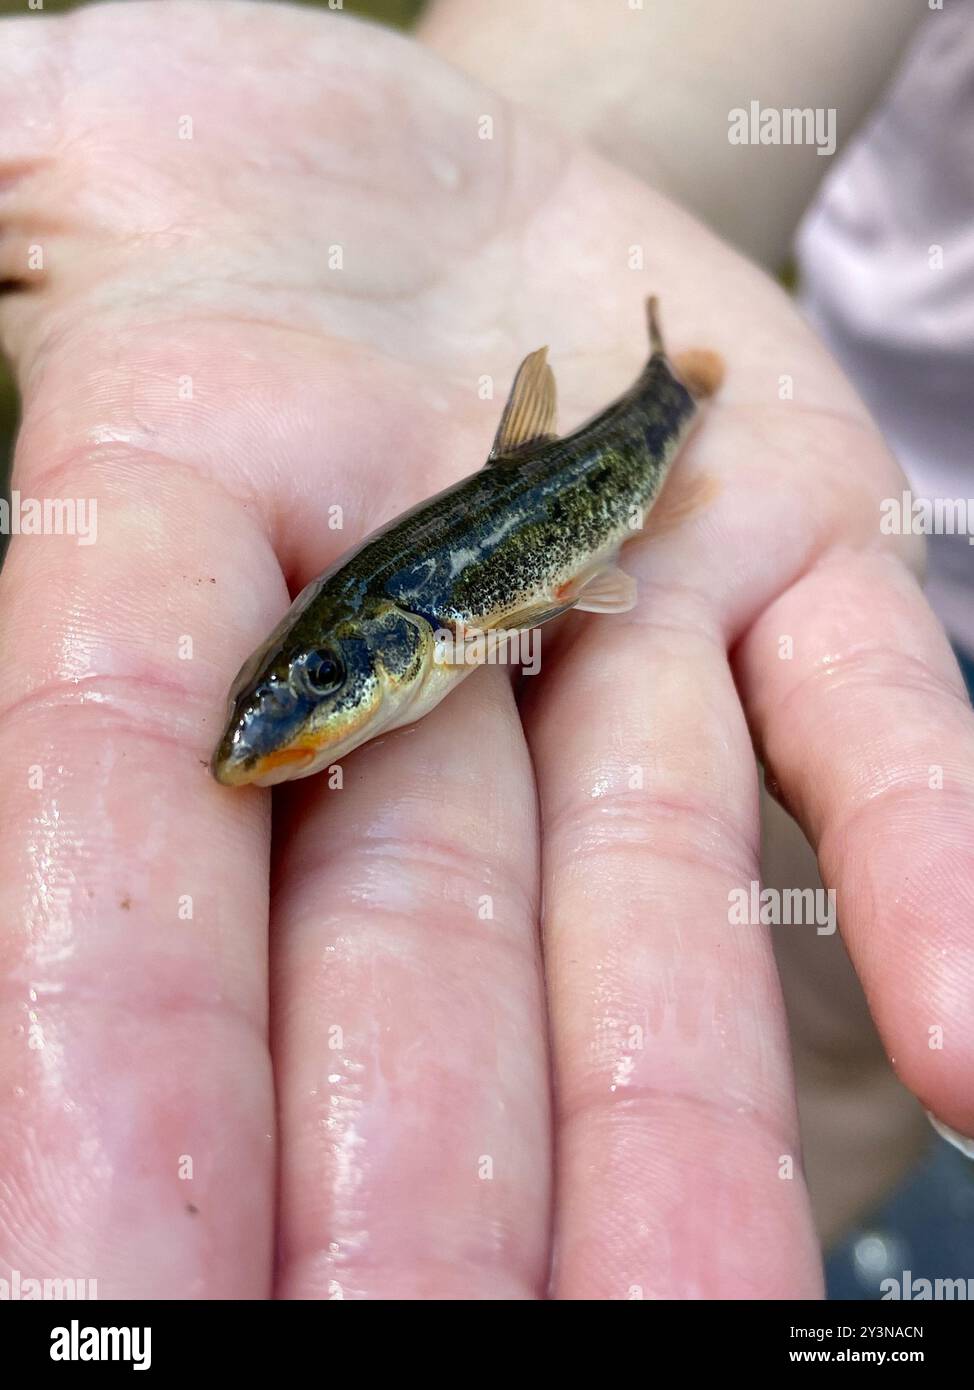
[1,2,969,1299]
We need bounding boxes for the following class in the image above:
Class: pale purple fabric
[798,0,974,655]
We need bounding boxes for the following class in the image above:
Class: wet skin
[0,3,972,1300]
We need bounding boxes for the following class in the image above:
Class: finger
[0,0,534,1300]
[761,785,933,1245]
[515,357,896,1299]
[0,10,295,1292]
[0,437,279,1296]
[271,669,550,1300]
[523,582,822,1299]
[736,546,974,1138]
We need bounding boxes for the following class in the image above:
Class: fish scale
[303,354,696,630]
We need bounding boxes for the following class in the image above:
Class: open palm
[1,1,970,1299]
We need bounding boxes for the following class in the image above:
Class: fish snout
[211,672,316,786]
[211,713,321,787]
[210,724,260,786]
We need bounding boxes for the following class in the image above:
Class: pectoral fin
[488,346,558,460]
[497,562,638,634]
[501,598,577,629]
[573,564,637,614]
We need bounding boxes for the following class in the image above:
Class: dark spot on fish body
[372,608,425,680]
[642,412,681,458]
[333,355,696,632]
[449,512,577,620]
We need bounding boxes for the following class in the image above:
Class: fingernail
[926,1110,974,1159]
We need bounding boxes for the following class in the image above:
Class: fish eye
[298,647,345,696]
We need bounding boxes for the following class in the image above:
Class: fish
[212,297,723,787]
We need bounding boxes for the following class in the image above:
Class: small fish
[212,298,723,786]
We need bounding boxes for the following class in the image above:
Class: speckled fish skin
[377,355,696,625]
[212,300,720,787]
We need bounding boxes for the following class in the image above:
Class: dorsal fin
[488,346,558,461]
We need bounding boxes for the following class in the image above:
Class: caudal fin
[646,295,665,356]
[671,348,725,399]
[647,295,725,398]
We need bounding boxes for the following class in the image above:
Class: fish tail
[647,294,725,399]
[646,295,665,356]
[671,347,725,399]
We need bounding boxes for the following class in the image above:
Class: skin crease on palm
[0,1,972,1301]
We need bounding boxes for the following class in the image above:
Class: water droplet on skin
[427,153,460,190]
[88,426,133,445]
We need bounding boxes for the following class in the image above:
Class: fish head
[211,589,434,787]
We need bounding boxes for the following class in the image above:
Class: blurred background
[0,0,971,1300]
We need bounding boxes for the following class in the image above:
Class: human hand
[425,0,960,1248]
[421,0,921,270]
[1,1,970,1299]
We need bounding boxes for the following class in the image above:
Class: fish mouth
[211,717,378,788]
[250,746,318,785]
[211,743,317,788]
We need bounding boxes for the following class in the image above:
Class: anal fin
[471,562,638,641]
[644,470,720,538]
